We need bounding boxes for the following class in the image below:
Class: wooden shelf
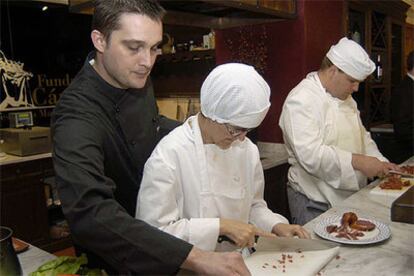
[156,49,215,64]
[347,0,409,127]
[152,49,216,97]
[371,47,387,52]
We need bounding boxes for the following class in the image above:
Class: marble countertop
[0,152,51,165]
[257,142,289,170]
[304,157,414,276]
[18,244,56,276]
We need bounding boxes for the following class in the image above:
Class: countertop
[0,142,287,168]
[304,156,414,276]
[18,244,56,276]
[257,142,288,170]
[0,152,51,165]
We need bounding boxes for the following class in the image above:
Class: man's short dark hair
[92,0,165,42]
[407,51,414,71]
[320,56,334,71]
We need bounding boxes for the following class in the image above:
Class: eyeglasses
[225,124,254,137]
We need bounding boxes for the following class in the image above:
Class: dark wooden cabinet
[152,49,215,97]
[69,0,297,29]
[1,160,49,245]
[258,0,296,15]
[346,0,410,127]
[0,157,72,253]
[152,24,216,97]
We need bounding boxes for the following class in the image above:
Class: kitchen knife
[218,235,257,257]
[254,236,337,253]
[388,170,414,178]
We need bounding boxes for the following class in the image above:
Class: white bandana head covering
[200,63,271,128]
[326,37,375,81]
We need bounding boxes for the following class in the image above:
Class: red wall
[215,0,344,142]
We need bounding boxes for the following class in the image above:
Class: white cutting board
[244,247,339,276]
[370,178,414,198]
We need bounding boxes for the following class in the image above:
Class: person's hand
[181,247,251,276]
[352,154,399,178]
[220,218,275,248]
[272,223,311,239]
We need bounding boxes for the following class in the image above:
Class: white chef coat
[136,114,288,252]
[279,72,387,206]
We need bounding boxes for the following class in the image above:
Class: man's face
[330,68,361,100]
[99,13,162,89]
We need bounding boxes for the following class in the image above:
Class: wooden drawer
[1,160,43,180]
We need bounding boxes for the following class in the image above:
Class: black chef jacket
[51,53,192,274]
[391,75,414,162]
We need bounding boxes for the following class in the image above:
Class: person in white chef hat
[136,63,310,252]
[279,37,400,225]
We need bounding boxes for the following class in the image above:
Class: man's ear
[327,65,338,77]
[91,30,106,53]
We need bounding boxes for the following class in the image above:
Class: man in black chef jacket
[391,50,414,163]
[51,0,250,275]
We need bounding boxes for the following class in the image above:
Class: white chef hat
[200,63,271,129]
[326,37,375,81]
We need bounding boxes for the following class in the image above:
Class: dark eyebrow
[122,40,145,46]
[152,40,163,47]
[122,39,162,48]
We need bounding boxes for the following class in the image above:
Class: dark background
[0,0,92,127]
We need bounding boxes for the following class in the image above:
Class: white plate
[314,215,391,245]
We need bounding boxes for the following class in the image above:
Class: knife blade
[388,170,414,178]
[254,236,337,253]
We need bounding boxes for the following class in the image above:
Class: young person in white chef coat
[279,37,400,225]
[136,63,310,252]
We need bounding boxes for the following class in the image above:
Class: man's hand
[220,218,275,248]
[352,154,400,178]
[272,223,311,239]
[181,247,251,276]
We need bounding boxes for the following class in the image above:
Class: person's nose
[138,48,153,68]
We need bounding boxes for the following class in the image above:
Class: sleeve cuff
[264,214,289,232]
[336,148,360,190]
[189,218,219,251]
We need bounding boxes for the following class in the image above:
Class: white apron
[192,117,251,251]
[331,97,366,187]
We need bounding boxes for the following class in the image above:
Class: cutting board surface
[244,247,339,276]
[370,178,414,198]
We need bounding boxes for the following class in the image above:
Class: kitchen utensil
[218,235,257,257]
[388,170,414,178]
[254,236,337,252]
[1,226,23,276]
[244,237,339,276]
[370,178,413,198]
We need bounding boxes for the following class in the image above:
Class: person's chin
[130,76,148,89]
[339,94,349,101]
[217,143,232,150]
